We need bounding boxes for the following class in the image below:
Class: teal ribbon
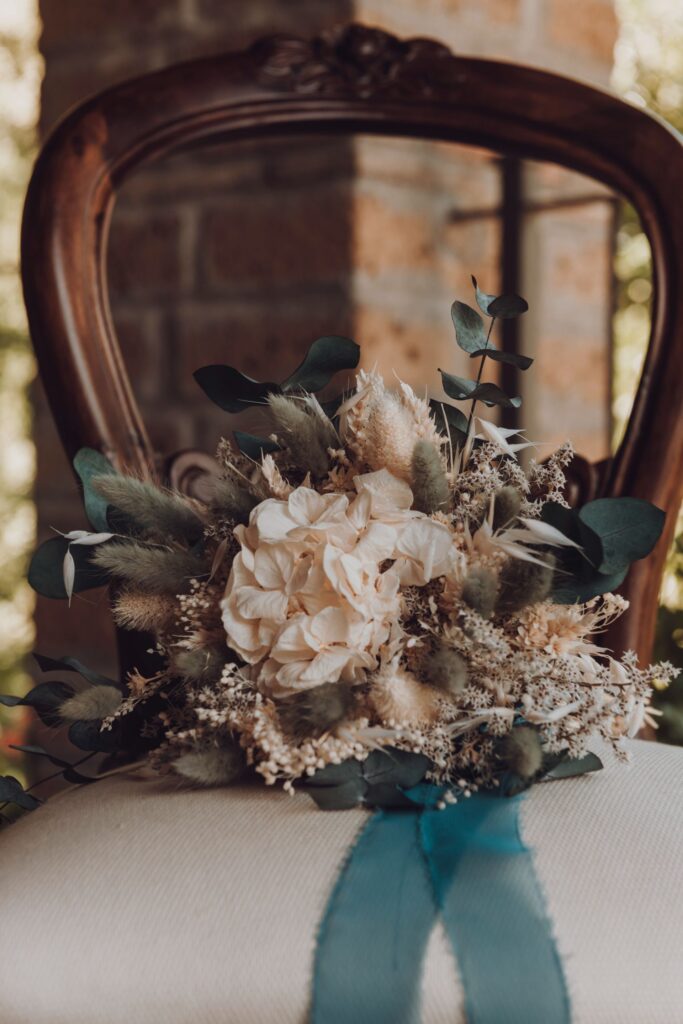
[311,790,569,1024]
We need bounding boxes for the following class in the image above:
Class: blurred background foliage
[0,3,40,781]
[0,1,682,785]
[613,0,683,743]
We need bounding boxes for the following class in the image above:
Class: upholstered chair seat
[1,737,681,1024]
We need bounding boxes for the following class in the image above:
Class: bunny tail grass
[208,476,258,523]
[93,541,206,594]
[411,440,449,514]
[173,742,245,787]
[268,393,331,479]
[92,475,204,543]
[496,554,556,614]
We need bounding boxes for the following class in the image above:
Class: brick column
[34,0,618,674]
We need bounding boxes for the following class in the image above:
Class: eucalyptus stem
[0,750,97,815]
[466,316,496,436]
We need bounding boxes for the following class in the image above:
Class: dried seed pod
[277,682,355,741]
[461,567,498,619]
[421,647,468,698]
[497,726,543,779]
[496,555,555,615]
[492,486,523,531]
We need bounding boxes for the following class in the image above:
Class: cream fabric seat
[0,738,681,1024]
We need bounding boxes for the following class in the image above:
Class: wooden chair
[21,24,683,670]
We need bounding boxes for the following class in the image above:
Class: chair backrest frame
[21,25,683,663]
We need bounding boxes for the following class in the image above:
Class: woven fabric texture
[0,738,681,1023]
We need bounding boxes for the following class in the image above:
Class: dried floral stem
[466,316,496,436]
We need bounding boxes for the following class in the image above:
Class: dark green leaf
[23,681,75,726]
[0,776,40,810]
[471,276,498,316]
[578,497,665,574]
[0,694,24,708]
[487,293,529,318]
[306,778,365,810]
[500,771,534,797]
[439,371,521,409]
[233,431,280,461]
[34,653,116,688]
[470,348,533,370]
[193,365,280,413]
[68,719,120,753]
[282,336,360,393]
[544,752,603,780]
[361,748,430,788]
[450,300,490,354]
[9,744,71,768]
[28,537,109,599]
[552,565,628,604]
[73,448,116,532]
[62,767,98,785]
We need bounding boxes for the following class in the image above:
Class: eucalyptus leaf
[305,778,365,810]
[439,370,521,409]
[0,776,40,811]
[35,654,119,690]
[471,276,498,316]
[233,431,280,461]
[28,537,110,599]
[62,767,98,785]
[362,748,430,788]
[21,681,75,726]
[9,744,71,769]
[544,751,603,780]
[429,399,469,438]
[73,448,116,532]
[578,497,665,574]
[68,719,120,753]
[488,293,529,318]
[282,336,360,393]
[450,300,490,354]
[194,365,280,413]
[552,565,628,604]
[470,348,533,370]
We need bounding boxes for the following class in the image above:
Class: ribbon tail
[312,809,436,1024]
[420,791,570,1024]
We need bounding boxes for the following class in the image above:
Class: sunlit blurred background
[0,0,682,787]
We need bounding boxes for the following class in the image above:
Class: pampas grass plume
[496,555,555,614]
[492,486,522,531]
[498,726,543,779]
[278,682,355,740]
[112,590,176,632]
[411,440,449,514]
[92,475,203,543]
[461,567,498,619]
[422,647,468,697]
[93,541,206,594]
[173,742,245,787]
[60,685,123,722]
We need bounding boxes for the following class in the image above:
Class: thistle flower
[421,646,468,697]
[173,741,245,787]
[461,567,498,619]
[93,541,206,594]
[277,682,356,741]
[492,486,522,531]
[411,440,449,514]
[497,726,543,779]
[496,555,555,615]
[92,475,203,543]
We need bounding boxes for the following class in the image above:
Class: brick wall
[34,0,618,675]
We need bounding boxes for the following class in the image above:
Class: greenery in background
[613,0,683,742]
[0,4,40,784]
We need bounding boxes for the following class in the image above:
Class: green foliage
[233,431,280,460]
[471,276,529,319]
[469,348,533,370]
[73,448,117,532]
[450,300,491,354]
[428,400,469,448]
[302,748,430,810]
[439,370,521,409]
[277,682,356,741]
[28,536,110,599]
[0,680,74,726]
[0,775,40,811]
[410,440,449,514]
[194,336,360,412]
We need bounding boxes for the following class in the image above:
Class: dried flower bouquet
[2,278,677,816]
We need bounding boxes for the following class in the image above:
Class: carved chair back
[21,26,683,666]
